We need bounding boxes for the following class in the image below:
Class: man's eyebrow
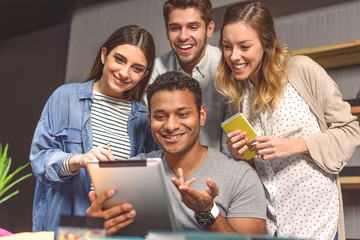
[177,106,191,111]
[168,21,201,26]
[187,21,201,25]
[152,106,191,113]
[153,109,165,114]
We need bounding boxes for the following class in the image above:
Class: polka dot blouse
[241,80,339,240]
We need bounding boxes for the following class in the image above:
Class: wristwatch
[194,202,220,227]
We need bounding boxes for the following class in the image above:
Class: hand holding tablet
[86,158,176,237]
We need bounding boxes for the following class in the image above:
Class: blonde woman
[215,1,360,240]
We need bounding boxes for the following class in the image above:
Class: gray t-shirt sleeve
[200,148,266,220]
[226,165,266,220]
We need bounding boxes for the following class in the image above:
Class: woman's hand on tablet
[86,189,136,236]
[69,146,115,171]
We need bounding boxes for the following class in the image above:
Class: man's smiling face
[166,7,213,69]
[149,89,205,156]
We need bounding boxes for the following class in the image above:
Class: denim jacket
[30,79,157,232]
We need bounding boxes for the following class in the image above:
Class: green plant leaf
[0,144,9,180]
[0,190,19,204]
[0,146,11,184]
[0,173,32,198]
[0,143,32,204]
[0,162,31,193]
[0,157,11,188]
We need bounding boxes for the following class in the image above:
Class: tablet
[86,158,177,237]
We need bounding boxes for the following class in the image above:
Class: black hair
[146,71,202,114]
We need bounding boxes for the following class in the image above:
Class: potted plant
[0,143,32,236]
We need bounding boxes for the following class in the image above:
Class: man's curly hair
[146,71,203,114]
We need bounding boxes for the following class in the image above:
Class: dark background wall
[0,0,116,232]
[0,24,69,233]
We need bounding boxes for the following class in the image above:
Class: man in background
[149,0,227,151]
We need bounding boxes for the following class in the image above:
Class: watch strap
[210,202,220,219]
[194,202,220,227]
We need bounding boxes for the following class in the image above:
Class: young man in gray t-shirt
[86,72,266,235]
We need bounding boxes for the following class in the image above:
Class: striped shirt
[59,90,132,177]
[91,91,131,159]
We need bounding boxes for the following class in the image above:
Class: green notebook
[221,112,258,160]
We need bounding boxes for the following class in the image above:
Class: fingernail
[128,210,135,217]
[107,189,115,197]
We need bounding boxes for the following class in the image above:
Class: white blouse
[242,80,338,240]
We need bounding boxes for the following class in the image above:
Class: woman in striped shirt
[30,25,158,233]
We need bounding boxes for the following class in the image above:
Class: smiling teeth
[179,45,192,49]
[167,134,181,139]
[234,64,247,70]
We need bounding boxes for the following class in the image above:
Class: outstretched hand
[86,189,135,236]
[171,168,219,213]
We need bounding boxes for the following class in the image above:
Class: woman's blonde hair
[215,1,290,113]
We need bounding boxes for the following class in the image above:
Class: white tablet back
[87,158,176,237]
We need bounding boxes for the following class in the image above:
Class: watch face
[195,212,215,227]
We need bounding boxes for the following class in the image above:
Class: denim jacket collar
[129,102,148,121]
[78,79,95,100]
